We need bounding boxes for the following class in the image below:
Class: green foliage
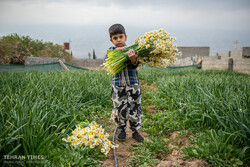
[88,52,91,59]
[142,110,185,136]
[139,69,250,166]
[48,143,105,167]
[0,70,112,166]
[183,130,245,167]
[1,69,249,166]
[129,143,158,166]
[0,33,72,64]
[142,137,171,157]
[128,136,170,166]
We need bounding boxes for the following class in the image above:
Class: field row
[0,69,249,166]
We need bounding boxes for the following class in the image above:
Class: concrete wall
[70,59,103,68]
[25,56,65,65]
[233,59,250,74]
[202,57,229,70]
[242,47,250,58]
[174,47,210,66]
[174,57,195,66]
[178,47,210,59]
[202,47,250,75]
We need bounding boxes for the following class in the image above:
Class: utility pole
[69,40,72,57]
[234,40,239,50]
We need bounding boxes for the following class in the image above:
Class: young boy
[105,24,144,142]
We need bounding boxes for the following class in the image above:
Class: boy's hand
[116,46,127,51]
[128,49,139,64]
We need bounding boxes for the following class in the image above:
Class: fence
[0,63,88,72]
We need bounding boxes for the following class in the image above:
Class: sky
[1,0,250,59]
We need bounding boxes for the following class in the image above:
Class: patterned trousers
[111,84,142,131]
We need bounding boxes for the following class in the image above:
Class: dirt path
[101,80,210,167]
[101,121,147,167]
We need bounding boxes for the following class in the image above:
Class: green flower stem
[105,44,154,74]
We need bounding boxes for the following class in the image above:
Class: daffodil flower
[62,121,119,156]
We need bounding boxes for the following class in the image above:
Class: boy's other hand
[128,49,139,64]
[116,46,127,51]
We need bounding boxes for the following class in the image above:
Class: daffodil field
[104,29,182,74]
[0,69,249,166]
[0,70,113,166]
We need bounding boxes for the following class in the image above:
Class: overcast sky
[1,0,250,59]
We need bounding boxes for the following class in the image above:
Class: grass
[128,136,170,167]
[138,68,250,166]
[0,68,249,166]
[0,70,112,166]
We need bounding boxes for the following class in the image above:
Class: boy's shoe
[117,130,126,141]
[132,130,144,142]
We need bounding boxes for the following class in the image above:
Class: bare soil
[101,121,210,167]
[157,131,210,167]
[101,121,147,167]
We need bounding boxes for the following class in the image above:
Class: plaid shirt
[105,46,139,86]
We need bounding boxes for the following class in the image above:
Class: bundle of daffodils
[62,121,118,156]
[103,29,182,75]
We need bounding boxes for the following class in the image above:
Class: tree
[0,34,73,64]
[93,49,96,59]
[88,52,91,59]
